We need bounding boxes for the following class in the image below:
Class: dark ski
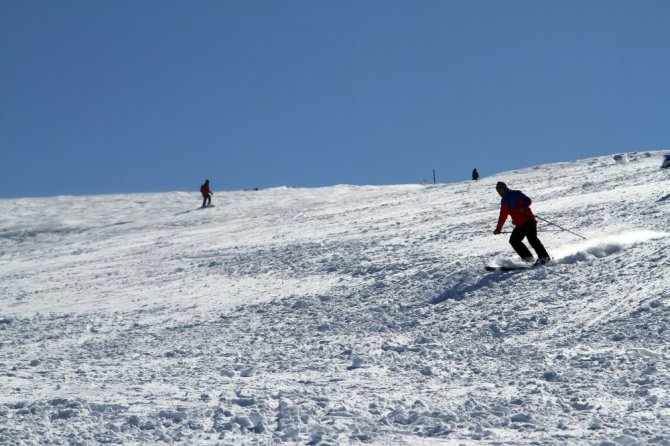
[485,260,551,272]
[485,265,532,272]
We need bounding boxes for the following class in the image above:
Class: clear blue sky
[1,0,669,198]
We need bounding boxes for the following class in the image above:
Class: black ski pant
[509,221,549,260]
[202,194,211,207]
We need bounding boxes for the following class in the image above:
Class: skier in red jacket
[494,181,550,264]
[200,179,213,208]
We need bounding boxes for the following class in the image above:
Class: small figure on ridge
[200,179,213,208]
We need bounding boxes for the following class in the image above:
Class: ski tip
[485,265,531,272]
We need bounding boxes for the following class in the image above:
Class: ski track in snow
[1,151,669,445]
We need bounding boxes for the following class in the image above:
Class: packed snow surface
[1,151,669,445]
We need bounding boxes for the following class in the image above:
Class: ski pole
[535,214,586,240]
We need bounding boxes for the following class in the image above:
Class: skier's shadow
[430,269,523,304]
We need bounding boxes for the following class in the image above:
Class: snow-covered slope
[1,151,669,445]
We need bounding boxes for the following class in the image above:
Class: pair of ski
[485,260,550,272]
[174,204,216,216]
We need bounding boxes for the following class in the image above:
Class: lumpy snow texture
[1,151,669,444]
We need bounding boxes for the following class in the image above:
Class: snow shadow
[430,267,515,304]
[0,226,87,241]
[0,222,132,242]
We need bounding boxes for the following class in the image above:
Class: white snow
[1,151,669,445]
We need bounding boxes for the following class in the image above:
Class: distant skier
[200,179,213,208]
[662,154,670,169]
[493,181,550,264]
[472,168,479,181]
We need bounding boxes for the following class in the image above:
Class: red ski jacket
[495,189,536,232]
[200,183,212,196]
